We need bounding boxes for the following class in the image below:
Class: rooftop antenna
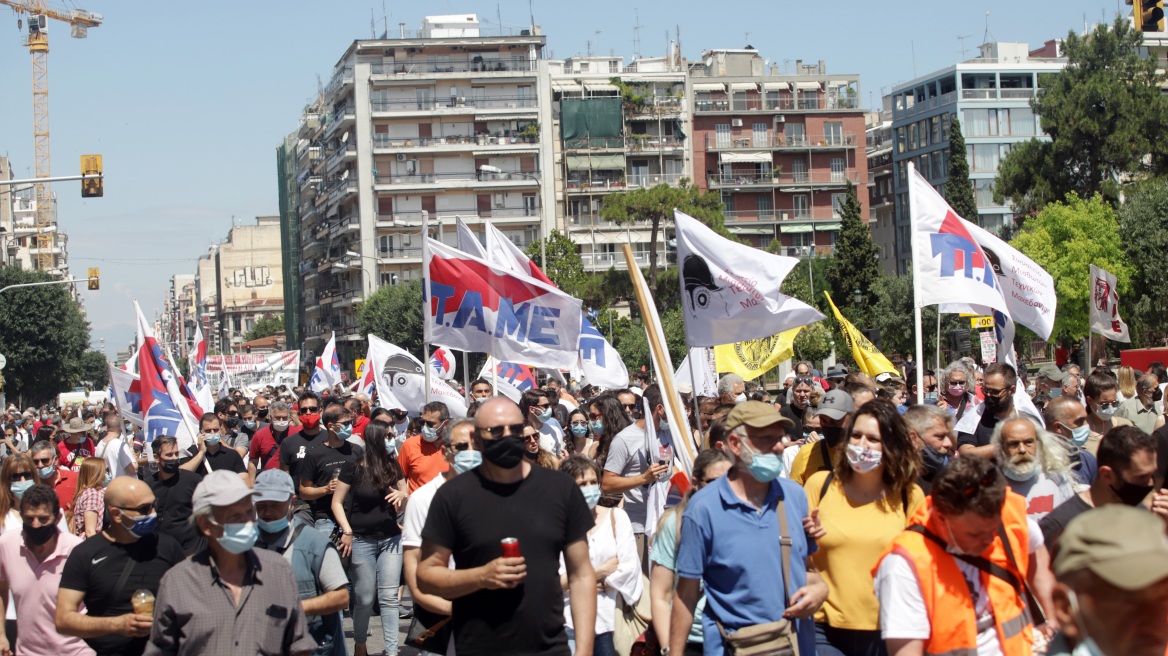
[586,40,591,56]
[911,40,917,78]
[595,29,604,55]
[632,10,642,59]
[382,0,388,38]
[745,31,751,46]
[528,0,535,31]
[957,34,974,60]
[370,9,376,39]
[497,4,503,36]
[983,11,996,45]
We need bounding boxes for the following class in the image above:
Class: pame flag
[188,325,215,413]
[574,316,629,390]
[108,365,143,427]
[134,302,200,450]
[429,347,457,380]
[424,238,582,370]
[365,335,467,417]
[909,166,1010,317]
[1090,264,1130,343]
[310,332,342,393]
[478,357,535,402]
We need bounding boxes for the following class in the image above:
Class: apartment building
[889,41,1065,273]
[690,51,869,257]
[549,54,690,271]
[280,14,553,364]
[0,156,70,275]
[160,273,196,357]
[866,105,896,275]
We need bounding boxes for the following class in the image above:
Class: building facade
[888,42,1065,273]
[866,105,896,275]
[0,156,70,276]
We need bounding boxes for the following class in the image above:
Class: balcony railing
[628,96,684,113]
[376,207,539,223]
[694,94,857,113]
[704,133,857,150]
[564,135,685,151]
[372,95,538,112]
[775,171,861,186]
[707,173,775,187]
[373,170,540,185]
[371,57,537,75]
[373,133,538,149]
[581,250,667,268]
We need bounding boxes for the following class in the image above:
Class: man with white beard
[991,416,1076,520]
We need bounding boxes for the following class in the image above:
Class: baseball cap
[1053,506,1168,590]
[192,470,257,516]
[253,469,296,504]
[1037,364,1067,383]
[874,372,904,384]
[825,365,848,379]
[724,401,794,433]
[815,390,855,421]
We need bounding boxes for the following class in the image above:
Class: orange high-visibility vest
[874,491,1033,656]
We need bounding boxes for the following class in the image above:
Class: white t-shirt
[1006,471,1076,520]
[95,436,135,478]
[402,474,447,549]
[874,516,1043,656]
[538,418,565,454]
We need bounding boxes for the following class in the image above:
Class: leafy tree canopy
[526,230,586,294]
[78,350,110,389]
[356,279,424,360]
[944,117,979,221]
[825,182,880,323]
[0,267,90,405]
[1116,179,1168,345]
[244,315,284,342]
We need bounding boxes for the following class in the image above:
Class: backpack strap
[819,471,835,501]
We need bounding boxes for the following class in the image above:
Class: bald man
[57,477,186,656]
[418,397,598,656]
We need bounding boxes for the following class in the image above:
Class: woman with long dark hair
[566,408,592,457]
[331,420,408,656]
[585,394,631,465]
[803,399,924,656]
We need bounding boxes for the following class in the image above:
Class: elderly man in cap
[1046,506,1168,656]
[788,389,855,485]
[254,469,349,656]
[670,401,827,656]
[1032,364,1067,410]
[145,470,316,656]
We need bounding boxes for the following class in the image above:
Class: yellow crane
[0,0,101,271]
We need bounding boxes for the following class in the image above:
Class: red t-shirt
[353,415,370,440]
[57,438,96,472]
[49,467,78,515]
[247,424,302,471]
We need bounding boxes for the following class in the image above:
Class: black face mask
[983,394,1010,414]
[226,416,241,428]
[257,409,269,420]
[481,435,526,469]
[523,449,538,461]
[820,426,845,447]
[1112,479,1155,506]
[161,459,180,474]
[920,445,949,480]
[23,522,58,546]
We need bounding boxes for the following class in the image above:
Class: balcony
[373,169,540,192]
[704,133,857,150]
[581,250,668,269]
[774,171,861,188]
[324,104,355,136]
[326,66,354,97]
[372,133,538,152]
[960,88,1041,101]
[326,142,357,170]
[370,57,537,76]
[326,178,359,204]
[627,96,684,115]
[707,173,776,188]
[371,95,538,116]
[375,207,539,226]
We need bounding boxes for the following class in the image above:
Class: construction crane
[0,0,101,271]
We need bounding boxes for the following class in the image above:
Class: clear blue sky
[0,0,1121,357]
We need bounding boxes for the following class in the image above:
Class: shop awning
[692,82,726,92]
[566,154,626,170]
[719,151,774,163]
[795,81,821,90]
[729,82,757,91]
[552,80,582,93]
[827,80,853,89]
[476,113,537,121]
[779,223,814,234]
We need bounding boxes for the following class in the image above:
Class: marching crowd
[0,356,1165,656]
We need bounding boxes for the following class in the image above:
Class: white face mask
[845,443,882,473]
[734,393,747,404]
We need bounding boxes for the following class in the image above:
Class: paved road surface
[341,592,432,656]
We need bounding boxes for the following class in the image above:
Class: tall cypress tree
[944,116,979,221]
[826,182,881,320]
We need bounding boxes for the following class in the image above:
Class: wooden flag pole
[621,244,696,465]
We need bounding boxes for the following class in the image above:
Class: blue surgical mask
[243,420,257,430]
[10,480,32,499]
[216,521,259,554]
[258,516,290,534]
[452,449,482,474]
[14,420,21,427]
[537,408,553,422]
[37,465,55,479]
[421,425,441,442]
[1070,424,1091,447]
[589,419,604,435]
[204,434,221,447]
[1067,590,1104,656]
[741,440,783,482]
[1048,388,1063,399]
[581,484,602,509]
[335,422,353,440]
[570,424,588,438]
[385,437,398,456]
[122,512,159,538]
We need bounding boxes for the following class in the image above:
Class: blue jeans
[814,622,886,656]
[313,517,336,538]
[566,628,617,656]
[352,534,402,654]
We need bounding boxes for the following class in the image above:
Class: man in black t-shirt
[181,413,248,482]
[418,397,596,656]
[56,476,185,656]
[300,404,363,535]
[279,392,327,483]
[957,362,1018,459]
[147,435,205,556]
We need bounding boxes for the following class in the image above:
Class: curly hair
[833,399,919,512]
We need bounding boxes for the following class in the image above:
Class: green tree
[78,350,110,389]
[825,182,880,322]
[243,315,284,342]
[793,321,834,366]
[598,179,727,293]
[526,230,586,293]
[0,267,90,404]
[1116,179,1168,344]
[356,279,424,359]
[1010,193,1131,340]
[944,117,979,221]
[995,18,1168,215]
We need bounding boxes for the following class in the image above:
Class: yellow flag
[714,327,803,381]
[823,292,899,378]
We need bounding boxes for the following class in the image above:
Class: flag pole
[621,244,696,465]
[908,162,925,404]
[935,311,941,377]
[688,351,703,448]
[423,212,432,403]
[462,351,471,403]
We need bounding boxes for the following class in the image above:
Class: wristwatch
[660,648,670,655]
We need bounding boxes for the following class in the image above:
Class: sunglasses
[423,419,443,428]
[451,443,472,452]
[298,407,319,414]
[523,433,539,442]
[621,404,637,412]
[478,423,526,440]
[117,502,155,515]
[31,457,53,467]
[794,378,815,386]
[588,412,603,420]
[9,472,32,482]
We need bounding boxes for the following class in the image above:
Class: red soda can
[500,537,521,558]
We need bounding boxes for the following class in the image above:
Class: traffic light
[87,267,99,290]
[1137,0,1165,32]
[81,154,103,198]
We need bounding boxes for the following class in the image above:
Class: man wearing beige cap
[145,470,316,656]
[56,416,96,472]
[1047,505,1168,656]
[669,401,827,656]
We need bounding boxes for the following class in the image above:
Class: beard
[1004,453,1037,478]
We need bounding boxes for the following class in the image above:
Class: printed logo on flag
[930,211,999,291]
[429,256,564,347]
[733,334,783,369]
[496,361,536,391]
[382,354,424,388]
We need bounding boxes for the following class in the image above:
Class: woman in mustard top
[804,399,925,656]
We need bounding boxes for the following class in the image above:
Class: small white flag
[1090,264,1131,343]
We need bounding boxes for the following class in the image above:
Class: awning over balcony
[817,221,842,231]
[584,81,619,93]
[794,81,822,90]
[762,82,790,91]
[729,82,757,91]
[566,154,626,170]
[827,80,853,88]
[719,151,773,163]
[779,223,814,234]
[552,80,582,93]
[729,226,774,235]
[692,82,726,92]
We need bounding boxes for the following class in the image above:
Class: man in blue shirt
[671,401,828,656]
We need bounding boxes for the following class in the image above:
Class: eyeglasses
[8,472,31,482]
[794,377,815,385]
[701,477,720,485]
[588,412,603,420]
[535,402,551,409]
[1095,401,1119,410]
[451,443,472,452]
[31,457,52,467]
[117,502,155,515]
[621,404,637,412]
[523,433,540,442]
[298,407,319,414]
[983,387,1010,397]
[478,423,526,440]
[960,469,999,498]
[225,411,240,417]
[423,419,443,428]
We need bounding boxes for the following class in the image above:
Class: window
[416,88,432,110]
[792,159,808,183]
[1010,107,1035,136]
[931,115,941,144]
[788,122,806,147]
[968,144,1000,172]
[721,192,735,213]
[941,113,951,141]
[609,60,619,73]
[757,195,773,218]
[579,62,590,72]
[832,193,848,218]
[920,153,931,179]
[792,194,809,218]
[517,85,532,103]
[918,120,929,148]
[830,157,845,182]
[753,123,769,147]
[824,121,843,145]
[909,123,918,150]
[896,127,906,153]
[975,179,997,207]
[963,109,999,137]
[931,151,943,179]
[792,231,813,248]
[715,124,731,148]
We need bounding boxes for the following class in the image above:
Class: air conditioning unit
[776,116,786,123]
[396,153,407,161]
[801,246,812,255]
[402,235,413,247]
[731,119,743,127]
